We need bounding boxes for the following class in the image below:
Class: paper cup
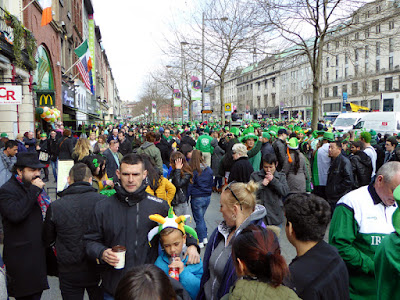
[112,245,126,269]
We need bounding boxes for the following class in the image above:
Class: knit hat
[148,207,198,242]
[287,137,299,150]
[40,133,47,137]
[323,132,335,142]
[0,133,7,138]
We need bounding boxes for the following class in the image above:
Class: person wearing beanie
[240,133,262,172]
[361,132,377,178]
[261,132,274,158]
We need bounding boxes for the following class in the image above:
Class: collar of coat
[368,183,396,207]
[115,181,147,206]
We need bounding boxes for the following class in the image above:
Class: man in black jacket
[84,154,200,298]
[117,131,132,156]
[326,141,354,213]
[349,141,372,189]
[0,152,48,299]
[284,193,349,300]
[272,128,288,172]
[155,132,172,167]
[43,163,106,299]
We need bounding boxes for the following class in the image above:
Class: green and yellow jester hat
[148,207,198,243]
[392,185,400,235]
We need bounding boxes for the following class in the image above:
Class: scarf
[0,148,15,172]
[15,174,51,220]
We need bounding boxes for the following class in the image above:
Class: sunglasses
[226,181,242,210]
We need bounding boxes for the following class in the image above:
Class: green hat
[287,137,299,150]
[253,123,261,128]
[230,127,240,136]
[392,185,400,234]
[294,125,302,132]
[323,132,335,142]
[269,125,278,137]
[40,133,47,137]
[204,126,210,134]
[240,133,259,143]
[0,133,8,138]
[370,129,377,137]
[262,132,271,140]
[224,126,229,131]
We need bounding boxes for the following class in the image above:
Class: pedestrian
[169,151,193,216]
[0,152,49,299]
[284,193,349,300]
[48,130,58,182]
[141,154,176,205]
[195,127,213,167]
[103,140,122,181]
[384,136,399,163]
[189,150,213,248]
[136,132,163,172]
[349,141,372,189]
[197,181,267,300]
[58,129,74,160]
[107,128,119,144]
[24,131,37,153]
[117,131,132,156]
[16,133,27,154]
[43,163,106,300]
[88,132,97,152]
[210,138,224,193]
[241,131,262,172]
[360,132,377,178]
[250,153,289,227]
[272,128,288,172]
[72,138,92,164]
[36,133,51,182]
[115,265,177,300]
[329,162,400,300]
[260,131,274,158]
[83,154,114,192]
[84,154,200,298]
[0,139,18,187]
[282,137,309,193]
[228,143,254,183]
[93,134,108,154]
[155,132,173,167]
[221,225,300,300]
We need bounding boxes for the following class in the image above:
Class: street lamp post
[181,41,188,123]
[201,13,228,122]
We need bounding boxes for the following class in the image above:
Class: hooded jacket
[136,141,163,172]
[197,205,267,300]
[189,164,214,198]
[350,151,373,189]
[250,169,289,225]
[43,182,108,273]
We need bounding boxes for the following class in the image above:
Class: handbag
[39,151,49,162]
[172,188,186,206]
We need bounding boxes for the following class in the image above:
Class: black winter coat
[38,139,50,164]
[350,151,372,189]
[326,154,354,203]
[118,138,132,156]
[228,156,254,183]
[261,142,274,158]
[180,135,196,148]
[48,137,58,161]
[85,183,198,296]
[57,136,74,160]
[43,182,108,273]
[156,138,173,166]
[0,176,49,297]
[272,138,287,172]
[169,169,192,205]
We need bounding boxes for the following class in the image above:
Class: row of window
[323,99,381,112]
[324,77,395,98]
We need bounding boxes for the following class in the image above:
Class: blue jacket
[189,166,213,198]
[155,250,203,300]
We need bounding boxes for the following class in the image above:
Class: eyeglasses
[226,181,242,210]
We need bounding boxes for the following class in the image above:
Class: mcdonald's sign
[36,91,55,108]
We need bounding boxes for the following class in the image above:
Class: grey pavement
[6,167,327,299]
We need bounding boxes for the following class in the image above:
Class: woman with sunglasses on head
[220,225,300,300]
[197,181,267,300]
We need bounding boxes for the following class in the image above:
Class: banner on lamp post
[191,74,201,101]
[173,89,181,107]
[152,101,156,114]
[145,106,149,116]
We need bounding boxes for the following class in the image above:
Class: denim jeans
[103,292,114,300]
[213,176,223,189]
[190,196,211,241]
[50,159,57,180]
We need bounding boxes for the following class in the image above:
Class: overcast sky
[92,0,196,103]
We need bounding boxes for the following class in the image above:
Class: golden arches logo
[39,94,53,106]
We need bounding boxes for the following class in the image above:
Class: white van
[332,113,367,132]
[353,112,400,135]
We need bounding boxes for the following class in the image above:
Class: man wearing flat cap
[0,152,50,299]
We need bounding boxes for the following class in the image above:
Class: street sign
[0,85,22,105]
[342,92,348,112]
[224,103,232,114]
[201,110,213,114]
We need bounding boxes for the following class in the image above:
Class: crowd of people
[0,118,399,300]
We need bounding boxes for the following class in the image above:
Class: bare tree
[255,0,368,129]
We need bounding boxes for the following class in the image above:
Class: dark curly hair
[284,193,331,242]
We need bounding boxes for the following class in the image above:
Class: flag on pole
[74,40,93,92]
[40,0,52,26]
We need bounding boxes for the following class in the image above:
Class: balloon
[46,110,51,116]
[36,107,44,114]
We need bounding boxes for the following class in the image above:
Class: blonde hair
[232,143,248,157]
[73,138,91,161]
[224,181,259,211]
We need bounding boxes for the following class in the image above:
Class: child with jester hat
[148,207,203,300]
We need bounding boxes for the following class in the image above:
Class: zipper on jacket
[135,202,139,260]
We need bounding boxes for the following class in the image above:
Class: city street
[6,169,327,299]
